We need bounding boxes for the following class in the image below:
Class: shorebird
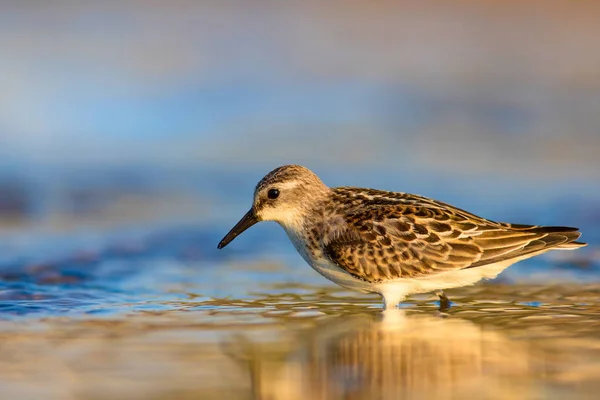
[217,165,586,309]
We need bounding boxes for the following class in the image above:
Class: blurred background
[1,1,600,398]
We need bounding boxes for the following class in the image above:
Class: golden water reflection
[0,284,599,399]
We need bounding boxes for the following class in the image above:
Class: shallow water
[1,282,600,399]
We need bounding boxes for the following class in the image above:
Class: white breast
[281,225,374,293]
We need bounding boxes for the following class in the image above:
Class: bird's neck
[276,195,330,257]
[279,216,324,267]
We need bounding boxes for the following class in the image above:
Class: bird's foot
[436,290,451,312]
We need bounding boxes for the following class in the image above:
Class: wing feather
[323,188,585,283]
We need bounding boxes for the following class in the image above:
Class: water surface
[1,281,599,399]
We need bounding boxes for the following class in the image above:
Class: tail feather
[468,225,586,269]
[515,225,585,249]
[534,227,585,249]
[557,241,587,250]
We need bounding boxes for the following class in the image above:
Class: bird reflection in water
[224,310,544,400]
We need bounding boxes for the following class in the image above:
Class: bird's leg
[436,290,451,311]
[381,292,405,310]
[382,297,392,310]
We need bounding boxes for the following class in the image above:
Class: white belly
[309,257,375,293]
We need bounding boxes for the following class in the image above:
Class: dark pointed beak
[217,208,259,249]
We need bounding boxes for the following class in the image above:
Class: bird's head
[217,165,329,249]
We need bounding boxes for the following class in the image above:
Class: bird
[217,165,586,309]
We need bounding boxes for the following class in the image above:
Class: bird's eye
[267,188,280,200]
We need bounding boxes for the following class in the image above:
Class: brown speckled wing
[323,188,583,283]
